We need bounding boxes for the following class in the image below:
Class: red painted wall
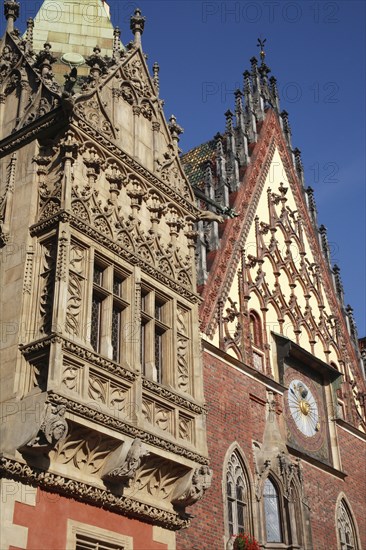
[11,489,170,550]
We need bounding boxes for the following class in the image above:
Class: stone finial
[168,114,183,145]
[4,0,19,33]
[130,8,146,47]
[86,46,107,80]
[319,224,330,264]
[34,43,57,78]
[270,75,280,111]
[225,109,234,134]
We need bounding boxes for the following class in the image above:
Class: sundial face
[284,370,328,460]
[287,379,320,437]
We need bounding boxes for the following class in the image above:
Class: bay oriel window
[90,259,130,362]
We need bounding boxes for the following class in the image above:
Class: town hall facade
[0,2,365,549]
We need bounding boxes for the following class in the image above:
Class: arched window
[249,310,263,349]
[263,477,282,543]
[226,452,249,536]
[337,499,359,550]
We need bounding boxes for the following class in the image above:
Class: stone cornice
[0,455,189,530]
[0,109,65,157]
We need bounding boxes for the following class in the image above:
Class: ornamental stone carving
[102,437,149,484]
[19,402,68,455]
[172,465,213,508]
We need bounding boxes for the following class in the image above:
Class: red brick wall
[11,489,170,550]
[176,351,366,550]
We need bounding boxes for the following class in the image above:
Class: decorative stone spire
[26,18,34,51]
[130,8,145,47]
[113,26,121,59]
[280,110,292,148]
[306,186,317,224]
[293,147,304,186]
[243,69,257,142]
[332,264,345,304]
[319,224,331,265]
[4,0,19,33]
[153,62,160,95]
[270,75,280,111]
[346,305,358,344]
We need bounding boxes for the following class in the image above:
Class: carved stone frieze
[0,457,189,530]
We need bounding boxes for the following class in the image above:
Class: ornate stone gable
[198,110,365,431]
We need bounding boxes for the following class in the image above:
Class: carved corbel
[101,437,149,485]
[19,402,68,456]
[171,465,213,508]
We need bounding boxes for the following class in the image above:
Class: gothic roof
[181,139,216,189]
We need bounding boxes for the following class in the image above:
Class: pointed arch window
[249,310,263,349]
[337,499,359,550]
[263,477,282,543]
[226,452,249,536]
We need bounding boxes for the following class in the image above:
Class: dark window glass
[112,306,121,361]
[264,478,282,543]
[91,295,102,352]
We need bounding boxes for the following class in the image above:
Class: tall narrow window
[90,263,106,353]
[90,259,129,361]
[141,287,170,383]
[226,451,249,536]
[264,477,282,543]
[337,499,359,550]
[249,310,264,371]
[249,310,263,348]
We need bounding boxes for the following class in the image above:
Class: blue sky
[2,1,365,336]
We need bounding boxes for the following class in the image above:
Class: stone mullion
[167,298,176,389]
[100,265,113,359]
[129,268,141,371]
[47,222,71,390]
[191,304,203,403]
